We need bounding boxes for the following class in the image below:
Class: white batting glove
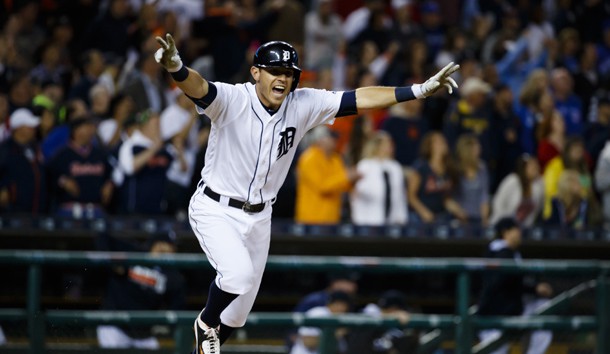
[411,62,460,98]
[154,33,183,73]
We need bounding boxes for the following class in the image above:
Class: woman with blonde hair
[350,131,407,226]
[544,170,588,229]
[542,137,593,219]
[451,134,490,226]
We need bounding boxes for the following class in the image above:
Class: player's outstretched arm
[355,62,460,110]
[155,33,209,99]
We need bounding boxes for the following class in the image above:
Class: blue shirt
[515,104,537,155]
[555,94,584,135]
[42,125,70,161]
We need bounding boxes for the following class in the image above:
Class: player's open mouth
[272,85,285,95]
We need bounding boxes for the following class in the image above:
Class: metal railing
[1,215,610,241]
[0,250,608,354]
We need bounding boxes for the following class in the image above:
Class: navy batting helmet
[253,41,301,91]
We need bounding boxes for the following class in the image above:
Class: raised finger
[156,36,169,50]
[437,61,455,77]
[444,63,460,77]
[444,83,453,94]
[166,33,175,49]
[447,77,458,88]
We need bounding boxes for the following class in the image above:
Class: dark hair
[419,131,447,162]
[109,92,130,115]
[494,217,519,240]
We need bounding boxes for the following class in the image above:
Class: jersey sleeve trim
[187,82,218,109]
[336,90,357,117]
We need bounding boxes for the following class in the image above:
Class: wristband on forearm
[170,64,189,82]
[395,86,417,102]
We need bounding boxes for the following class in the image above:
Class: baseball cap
[494,217,519,239]
[460,77,492,97]
[10,108,40,129]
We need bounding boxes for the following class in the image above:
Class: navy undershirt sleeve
[186,82,218,109]
[336,90,357,117]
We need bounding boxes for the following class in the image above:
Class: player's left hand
[154,33,183,73]
[414,62,460,98]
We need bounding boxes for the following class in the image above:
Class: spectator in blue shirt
[551,67,584,135]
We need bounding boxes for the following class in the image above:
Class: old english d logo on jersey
[277,127,296,159]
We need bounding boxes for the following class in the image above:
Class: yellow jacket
[295,145,351,224]
[542,157,564,219]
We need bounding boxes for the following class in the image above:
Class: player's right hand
[413,62,460,98]
[155,33,183,72]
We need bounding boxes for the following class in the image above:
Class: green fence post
[174,325,192,354]
[597,274,609,354]
[319,327,337,354]
[27,264,44,354]
[455,271,472,354]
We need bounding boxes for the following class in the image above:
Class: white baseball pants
[188,185,272,327]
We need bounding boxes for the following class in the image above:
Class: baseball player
[154,33,459,354]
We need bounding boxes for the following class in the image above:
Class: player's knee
[222,264,256,294]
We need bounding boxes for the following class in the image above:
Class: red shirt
[537,139,560,171]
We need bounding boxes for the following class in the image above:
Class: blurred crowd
[1,0,610,231]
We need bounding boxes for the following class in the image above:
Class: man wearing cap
[47,116,113,218]
[444,77,493,163]
[295,125,360,224]
[95,230,186,349]
[0,108,47,214]
[290,290,352,354]
[294,272,359,313]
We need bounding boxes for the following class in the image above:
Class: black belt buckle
[242,201,255,214]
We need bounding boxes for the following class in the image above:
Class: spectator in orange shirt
[295,125,359,224]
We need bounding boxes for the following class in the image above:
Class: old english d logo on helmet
[254,41,302,92]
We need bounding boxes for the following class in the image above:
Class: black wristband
[170,65,189,82]
[395,86,416,102]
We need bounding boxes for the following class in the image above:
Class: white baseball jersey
[195,82,344,204]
